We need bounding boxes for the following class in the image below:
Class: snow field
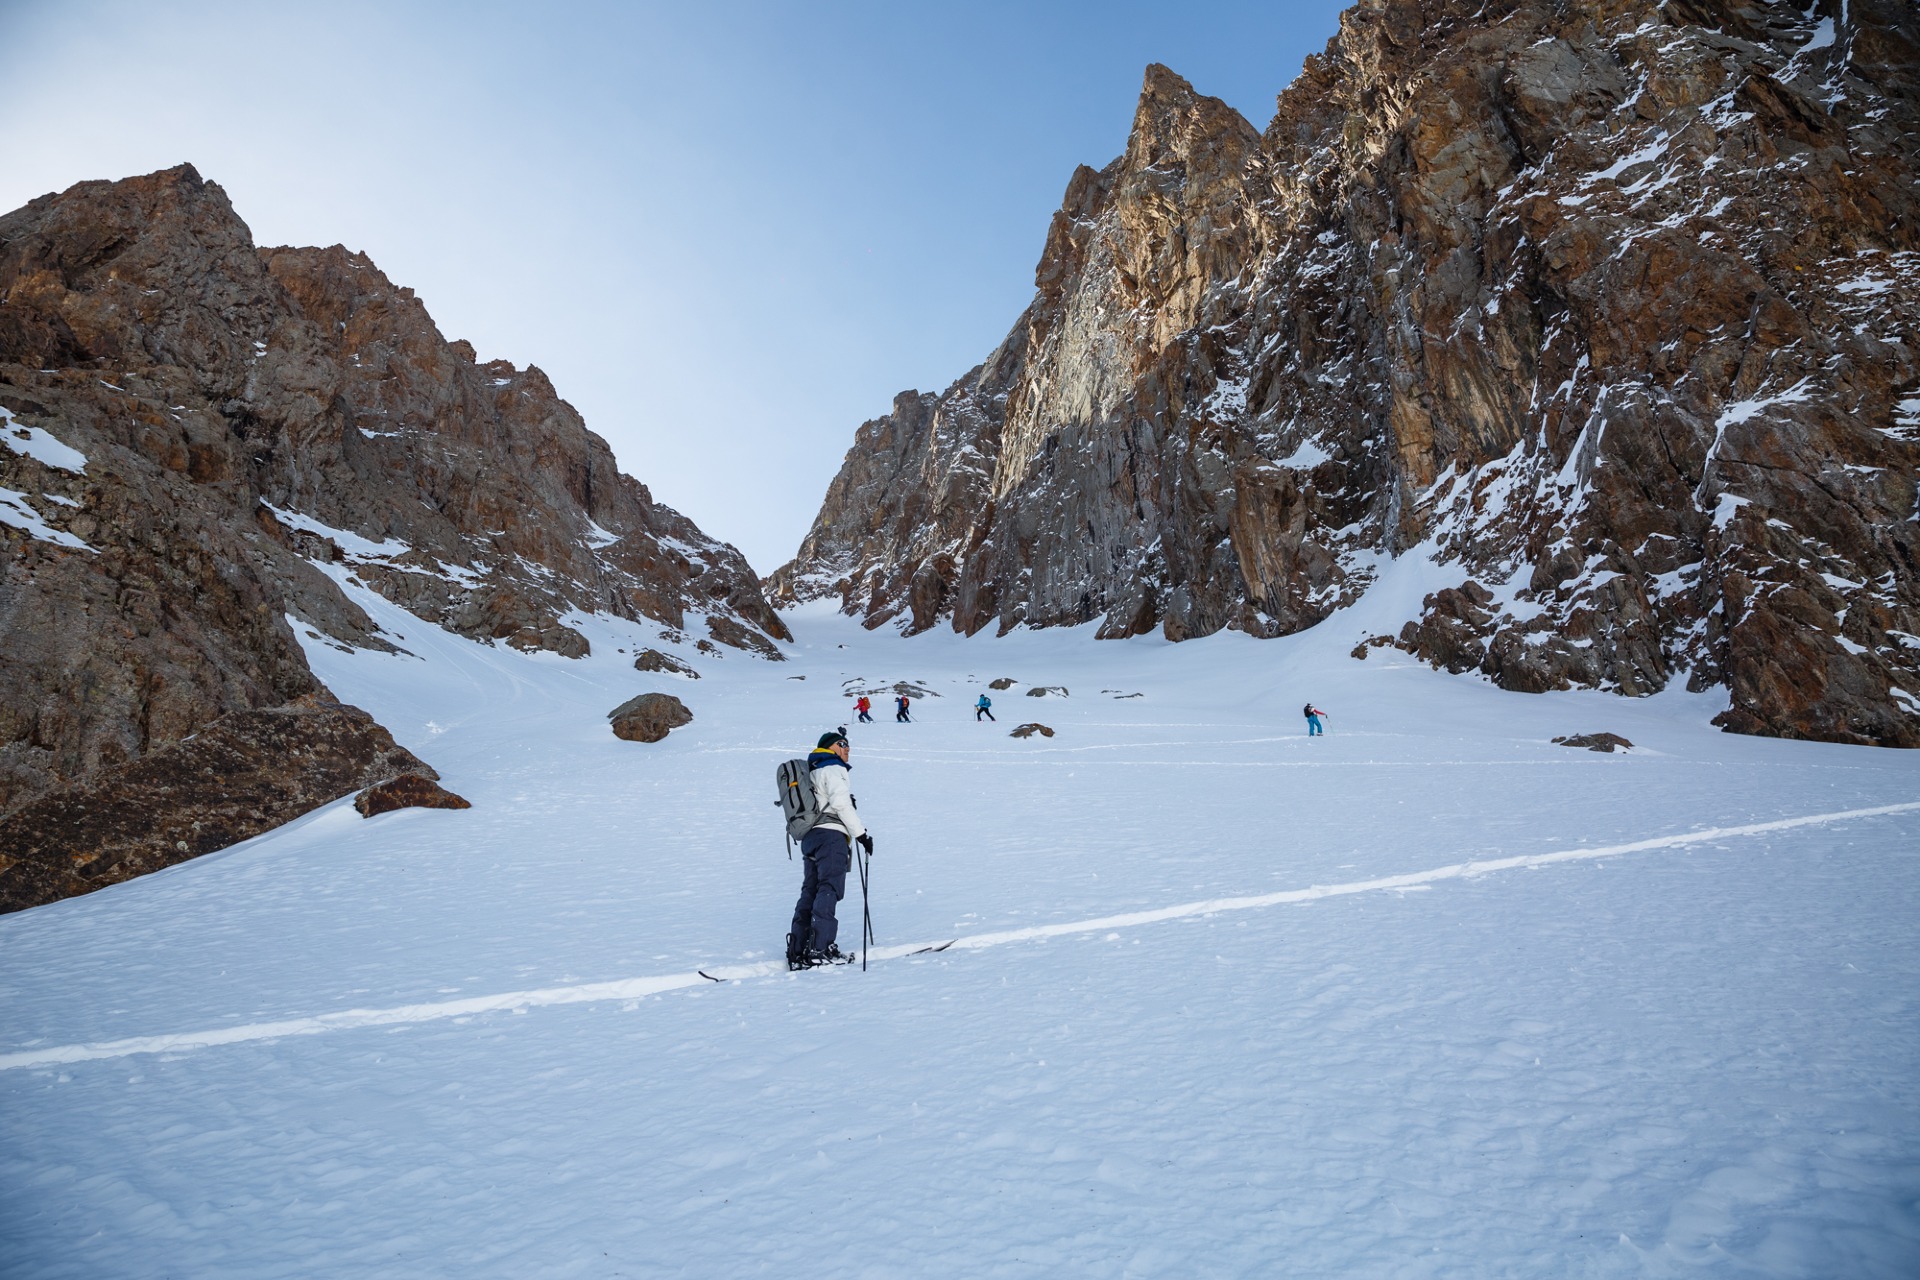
[2,593,1918,1277]
[11,801,1912,1073]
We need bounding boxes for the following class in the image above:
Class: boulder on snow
[988,677,1019,690]
[1552,732,1633,753]
[1025,685,1068,698]
[355,773,472,818]
[1010,723,1055,739]
[634,648,699,679]
[609,692,693,743]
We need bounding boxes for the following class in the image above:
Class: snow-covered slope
[2,576,1917,1275]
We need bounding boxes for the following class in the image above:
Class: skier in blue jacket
[976,693,995,722]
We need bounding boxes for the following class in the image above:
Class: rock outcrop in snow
[0,697,434,913]
[770,0,1920,747]
[353,773,473,819]
[0,166,788,895]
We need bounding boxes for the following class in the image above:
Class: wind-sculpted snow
[773,0,1920,747]
[6,798,1914,1072]
[1,585,1917,1275]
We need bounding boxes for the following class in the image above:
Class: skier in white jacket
[787,731,871,967]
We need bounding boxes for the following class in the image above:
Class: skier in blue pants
[1304,702,1328,736]
[788,731,872,967]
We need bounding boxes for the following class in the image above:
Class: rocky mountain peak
[772,0,1920,748]
[2,166,790,907]
[2,164,274,391]
[1125,64,1259,175]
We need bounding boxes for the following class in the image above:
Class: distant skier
[856,695,873,723]
[1304,702,1328,736]
[975,693,995,722]
[787,730,872,967]
[896,694,912,723]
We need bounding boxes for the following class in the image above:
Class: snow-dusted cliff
[772,0,1920,747]
[0,166,788,907]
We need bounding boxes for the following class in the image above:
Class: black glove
[856,834,874,856]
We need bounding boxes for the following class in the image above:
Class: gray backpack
[775,757,825,846]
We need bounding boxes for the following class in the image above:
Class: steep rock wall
[771,0,1920,746]
[0,165,788,822]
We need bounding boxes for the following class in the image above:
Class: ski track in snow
[8,799,1913,1073]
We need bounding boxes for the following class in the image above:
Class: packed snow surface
[3,581,1918,1278]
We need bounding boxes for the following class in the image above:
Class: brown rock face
[772,3,1920,747]
[1010,723,1056,739]
[0,164,787,834]
[634,648,700,678]
[0,697,431,913]
[354,773,472,818]
[609,692,693,743]
[0,165,791,908]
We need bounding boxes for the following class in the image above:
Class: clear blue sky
[0,0,1351,573]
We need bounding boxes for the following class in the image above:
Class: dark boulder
[1552,733,1634,753]
[355,773,471,818]
[609,692,693,743]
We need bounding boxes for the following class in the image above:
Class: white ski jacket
[809,760,867,842]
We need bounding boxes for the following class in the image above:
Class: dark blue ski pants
[791,827,851,953]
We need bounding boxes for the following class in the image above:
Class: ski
[786,952,859,972]
[909,940,956,956]
[697,970,722,982]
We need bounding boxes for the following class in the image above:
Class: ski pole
[857,845,871,971]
